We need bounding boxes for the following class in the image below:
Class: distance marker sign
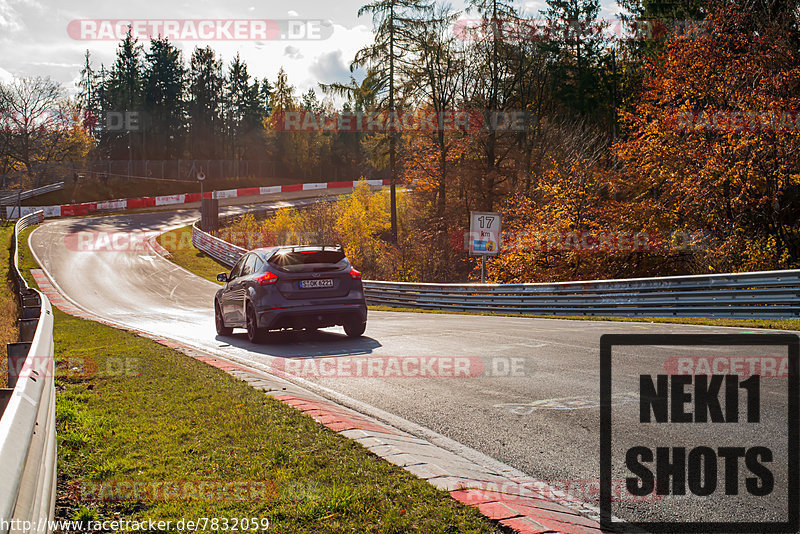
[469,211,501,255]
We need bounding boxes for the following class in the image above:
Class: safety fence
[0,211,56,533]
[191,216,800,318]
[361,272,800,318]
[7,179,389,219]
[191,197,330,266]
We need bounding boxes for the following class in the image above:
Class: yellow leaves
[226,180,405,278]
[334,181,392,273]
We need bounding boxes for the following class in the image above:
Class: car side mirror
[216,273,228,282]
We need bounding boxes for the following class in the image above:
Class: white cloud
[309,50,350,84]
[0,66,13,82]
[284,45,303,59]
[0,2,377,98]
[522,0,548,15]
[0,0,25,32]
[31,61,81,68]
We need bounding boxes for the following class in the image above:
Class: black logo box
[599,333,799,533]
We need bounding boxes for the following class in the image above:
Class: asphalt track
[29,198,798,528]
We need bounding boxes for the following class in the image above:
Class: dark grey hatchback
[214,245,367,343]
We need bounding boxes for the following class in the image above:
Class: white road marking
[496,392,639,414]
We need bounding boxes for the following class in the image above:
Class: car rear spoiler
[279,244,343,253]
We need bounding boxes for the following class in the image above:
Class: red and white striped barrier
[13,179,390,219]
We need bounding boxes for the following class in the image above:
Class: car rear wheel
[215,302,232,336]
[246,304,265,344]
[343,320,366,338]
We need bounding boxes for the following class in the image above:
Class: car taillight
[350,268,361,280]
[255,271,279,285]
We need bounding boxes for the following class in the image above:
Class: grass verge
[155,225,800,332]
[1,222,18,380]
[157,226,227,285]
[15,225,499,533]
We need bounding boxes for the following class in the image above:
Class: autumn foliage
[613,2,800,273]
[223,1,799,283]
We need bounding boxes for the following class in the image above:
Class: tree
[189,46,224,159]
[461,0,522,211]
[223,54,265,160]
[0,77,91,183]
[76,50,101,138]
[613,1,800,270]
[354,0,433,240]
[269,67,296,113]
[104,28,144,159]
[322,74,380,179]
[301,88,322,111]
[144,37,186,159]
[542,0,609,120]
[265,67,307,177]
[406,4,465,217]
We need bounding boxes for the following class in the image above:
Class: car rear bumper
[255,302,367,330]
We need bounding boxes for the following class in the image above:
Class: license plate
[299,279,334,289]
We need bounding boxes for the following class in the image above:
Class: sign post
[197,168,206,199]
[469,211,501,283]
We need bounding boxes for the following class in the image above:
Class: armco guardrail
[192,218,800,318]
[1,182,65,206]
[190,196,340,267]
[363,272,800,318]
[0,211,56,533]
[192,221,248,267]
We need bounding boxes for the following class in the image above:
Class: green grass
[1,223,18,380]
[14,225,499,533]
[157,226,228,285]
[16,225,38,286]
[156,225,800,332]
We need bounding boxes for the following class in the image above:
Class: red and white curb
[32,269,104,322]
[30,269,605,534]
[147,235,172,258]
[15,179,390,219]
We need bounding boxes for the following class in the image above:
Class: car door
[236,253,258,316]
[234,253,260,320]
[222,255,246,324]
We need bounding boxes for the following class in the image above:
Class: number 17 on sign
[469,211,501,283]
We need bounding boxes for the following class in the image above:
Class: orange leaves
[612,1,800,271]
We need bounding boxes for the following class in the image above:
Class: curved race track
[30,200,794,525]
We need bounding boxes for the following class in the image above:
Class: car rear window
[268,249,346,272]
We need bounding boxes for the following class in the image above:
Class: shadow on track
[214,327,381,358]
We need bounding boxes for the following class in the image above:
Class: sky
[0,0,624,99]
